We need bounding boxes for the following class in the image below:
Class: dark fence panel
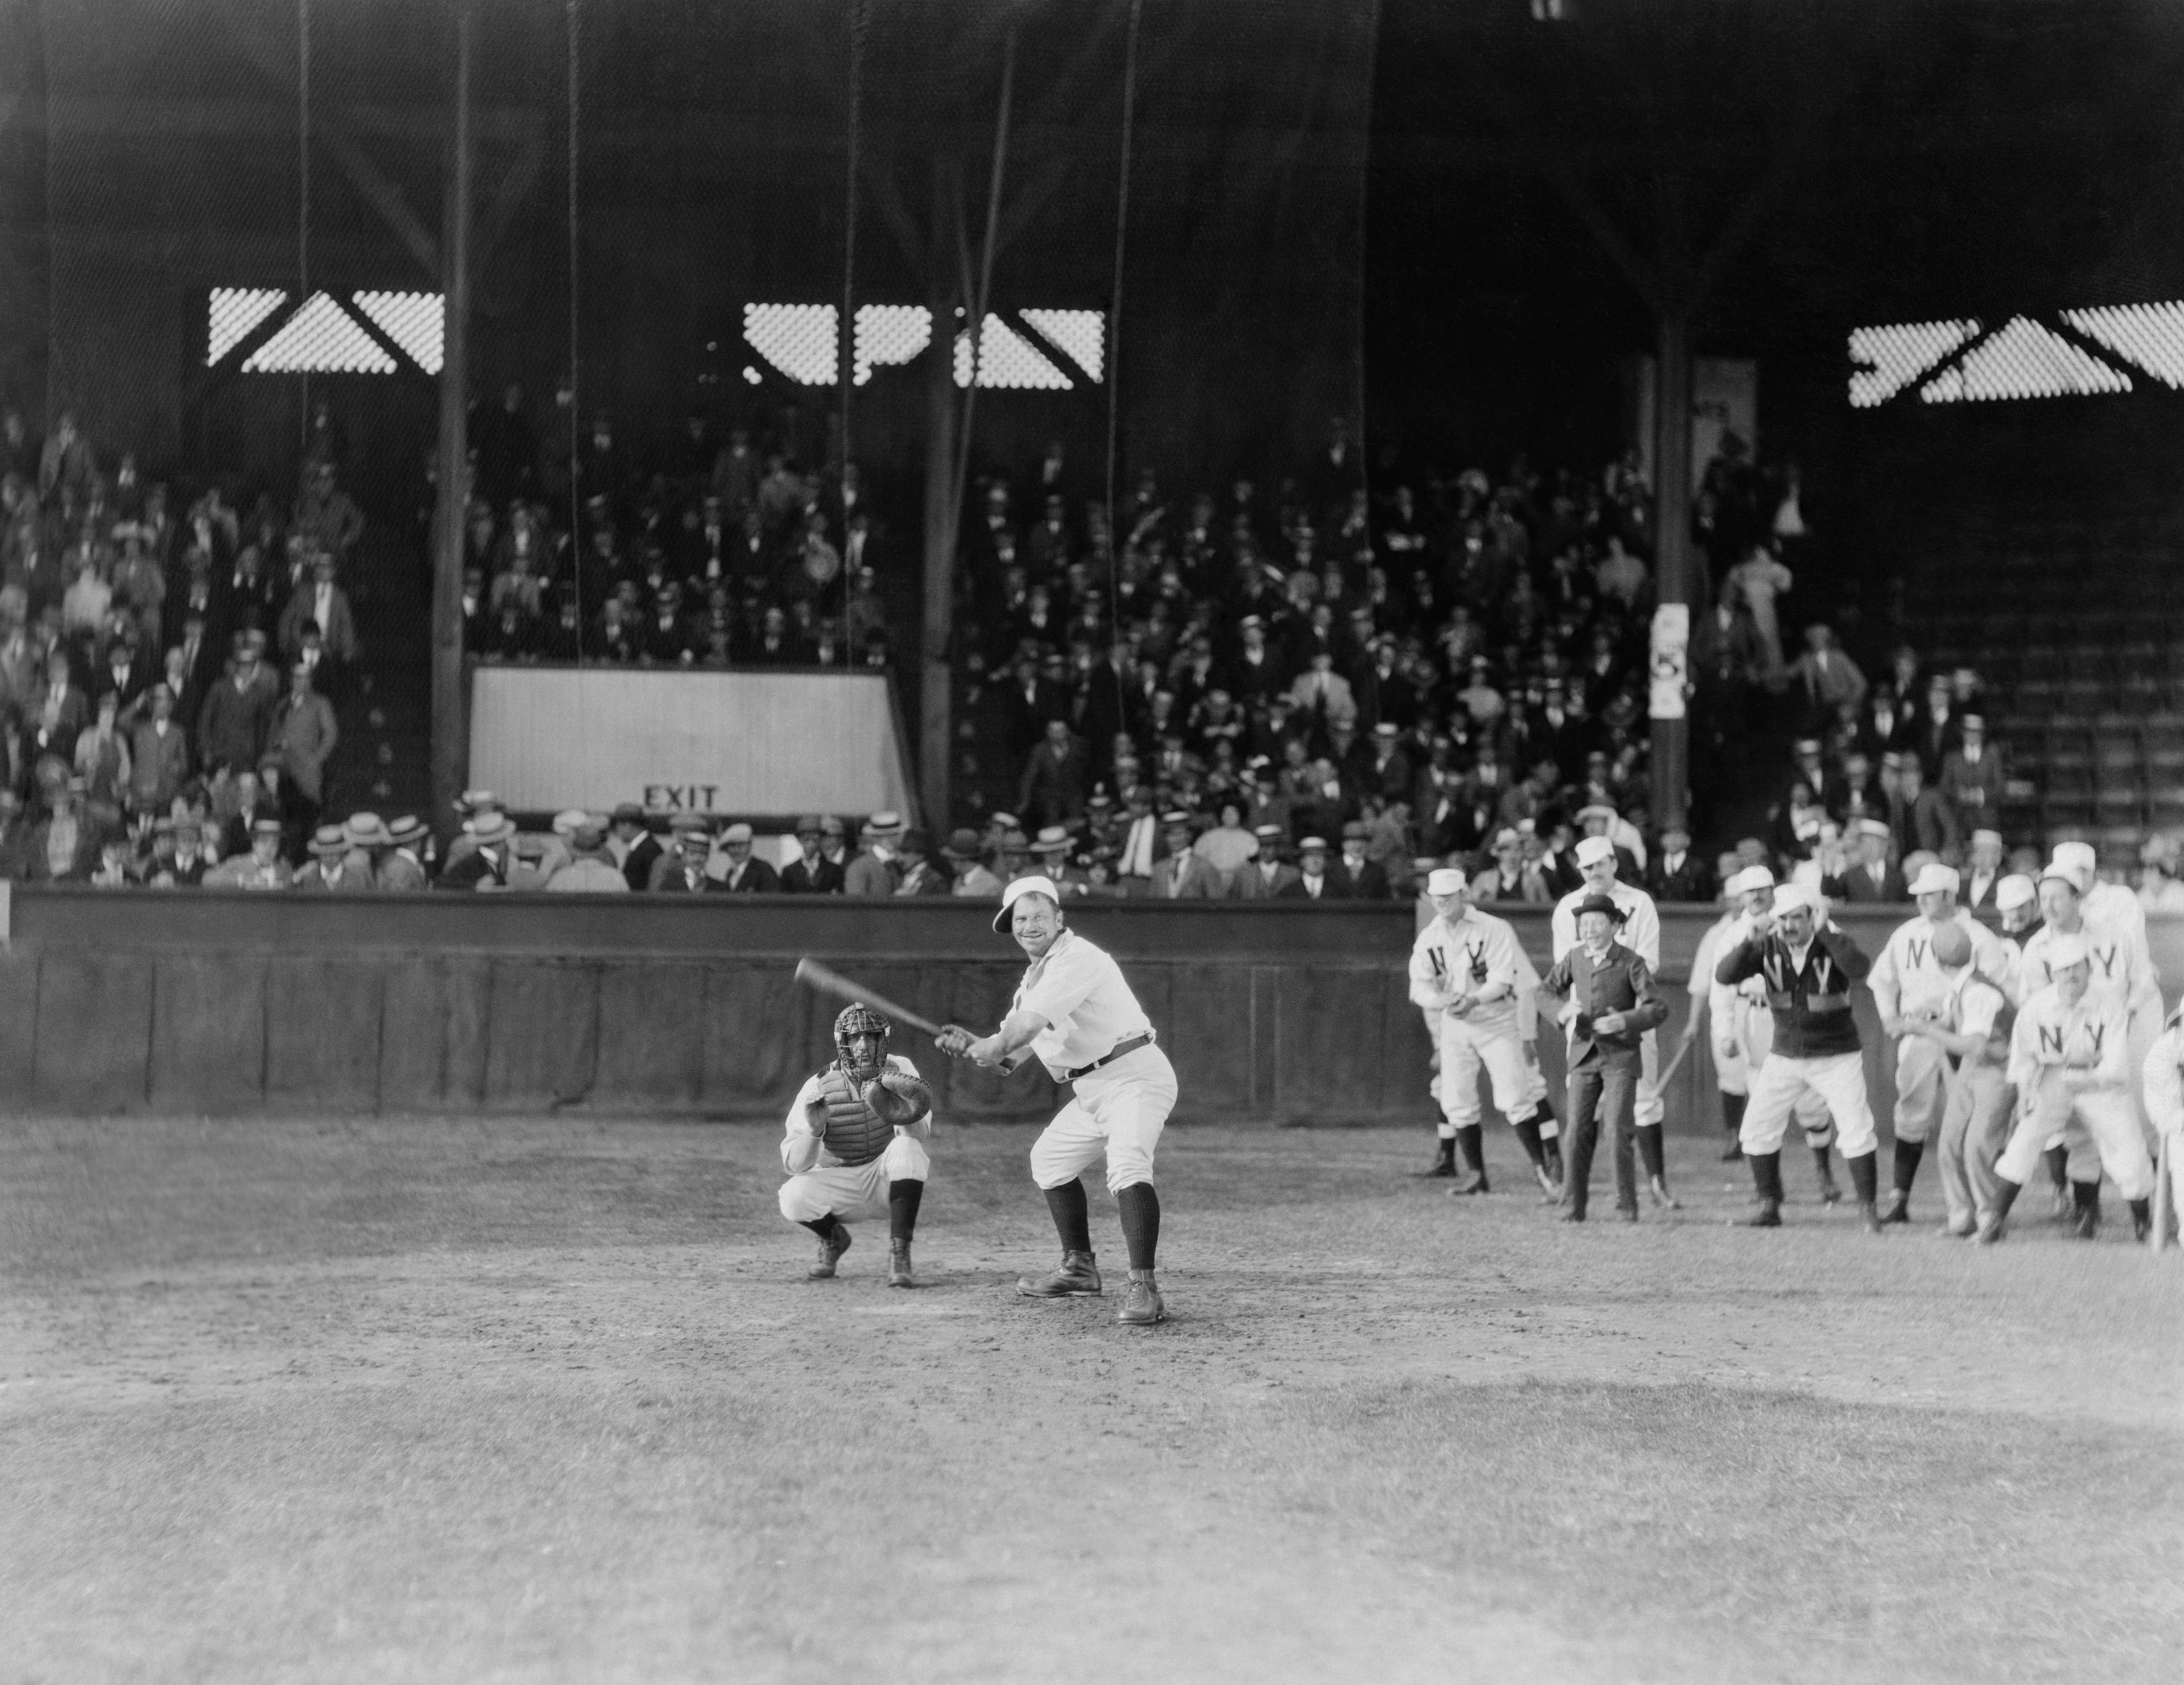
[6,887,2178,1128]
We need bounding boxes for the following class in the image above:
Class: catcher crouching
[780,1003,935,1286]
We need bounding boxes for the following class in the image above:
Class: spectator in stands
[30,648,90,765]
[1329,821,1389,899]
[291,462,365,568]
[436,811,519,890]
[891,828,949,897]
[267,661,338,840]
[2137,837,2184,914]
[1841,819,1907,902]
[1647,822,1710,902]
[377,816,431,891]
[73,690,130,808]
[545,815,629,892]
[197,633,276,777]
[1894,753,1958,862]
[292,823,368,893]
[844,811,901,897]
[1149,812,1220,898]
[1767,778,1828,868]
[205,816,291,890]
[646,816,713,893]
[708,821,778,893]
[942,828,1002,898]
[780,816,843,894]
[1284,836,1336,899]
[23,775,99,880]
[1962,829,2005,911]
[280,553,358,672]
[1725,545,1792,680]
[1910,675,1959,771]
[1938,713,2001,834]
[604,803,663,891]
[1017,718,1089,831]
[1788,622,1866,733]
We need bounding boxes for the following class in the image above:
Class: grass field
[4,1114,2181,1684]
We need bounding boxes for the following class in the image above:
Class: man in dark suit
[1327,821,1391,900]
[1229,824,1303,899]
[1839,819,1909,902]
[705,822,780,893]
[779,816,846,894]
[1279,837,1339,899]
[1017,719,1090,831]
[646,819,714,893]
[1647,823,1714,903]
[609,803,664,893]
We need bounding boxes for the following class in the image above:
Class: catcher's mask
[834,1001,891,1077]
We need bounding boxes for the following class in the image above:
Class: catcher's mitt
[864,1069,932,1127]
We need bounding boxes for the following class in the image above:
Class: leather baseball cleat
[1446,1168,1489,1196]
[1941,1216,1976,1238]
[1413,1139,1459,1178]
[1879,1191,1911,1225]
[1974,1213,2007,1245]
[1533,1162,1561,1200]
[1858,1201,1886,1234]
[808,1223,851,1279]
[1740,1199,1782,1228]
[1117,1273,1166,1326]
[1648,1175,1680,1211]
[1017,1250,1102,1297]
[888,1241,916,1288]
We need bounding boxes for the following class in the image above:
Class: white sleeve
[1868,928,1904,1021]
[781,1075,825,1175]
[1481,919,1521,1001]
[2143,1025,2184,1135]
[1512,943,1541,1040]
[1549,898,1575,962]
[1968,920,2018,1005]
[1624,894,1661,969]
[1688,925,1720,1004]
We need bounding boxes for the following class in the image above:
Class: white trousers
[1435,1013,1544,1131]
[1030,1043,1178,1194]
[1996,1075,2154,1201]
[1716,1001,1833,1142]
[1635,1027,1664,1129]
[779,1134,930,1225]
[1891,1034,1950,1145]
[1741,1050,1877,1159]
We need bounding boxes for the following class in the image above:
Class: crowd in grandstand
[460,381,892,671]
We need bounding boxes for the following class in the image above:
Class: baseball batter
[1408,867,1564,1197]
[936,874,1178,1327]
[1980,934,2157,1244]
[780,1004,935,1286]
[1685,865,1842,1200]
[1868,862,2015,1225]
[1714,882,1886,1232]
[1553,835,1676,1207]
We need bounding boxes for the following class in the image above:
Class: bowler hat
[1573,893,1625,923]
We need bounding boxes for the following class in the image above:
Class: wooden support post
[918,156,958,832]
[1651,309,1692,831]
[428,0,474,843]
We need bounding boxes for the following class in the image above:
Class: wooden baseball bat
[2154,1132,2174,1253]
[793,957,952,1042]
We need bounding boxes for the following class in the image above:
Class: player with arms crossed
[936,874,1179,1327]
[780,1003,934,1286]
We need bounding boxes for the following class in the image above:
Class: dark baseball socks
[1047,1178,1159,1273]
[889,1179,924,1244]
[1045,1179,1094,1254]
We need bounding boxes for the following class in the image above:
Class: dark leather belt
[1067,1033,1154,1081]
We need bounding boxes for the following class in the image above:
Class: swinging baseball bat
[793,957,951,1042]
[1655,1033,1695,1092]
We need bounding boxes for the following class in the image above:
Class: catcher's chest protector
[820,1066,895,1166]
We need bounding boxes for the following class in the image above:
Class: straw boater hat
[469,812,518,847]
[387,816,427,849]
[342,812,391,850]
[1030,825,1073,856]
[941,828,986,862]
[308,823,349,860]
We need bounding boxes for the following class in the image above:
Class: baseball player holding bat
[934,873,1178,1327]
[779,1003,935,1286]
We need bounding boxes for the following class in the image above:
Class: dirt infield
[5,1116,2180,1684]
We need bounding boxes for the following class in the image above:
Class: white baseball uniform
[1010,926,1178,1194]
[777,1052,934,1224]
[1996,985,2154,1201]
[2138,1009,2184,1221]
[1868,910,2015,1146]
[1553,879,1664,1127]
[1409,906,1543,1131]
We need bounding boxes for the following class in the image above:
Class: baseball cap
[1995,873,2037,912]
[1908,863,1960,897]
[2049,841,2097,893]
[1772,882,1820,918]
[994,873,1062,933]
[1574,835,1616,868]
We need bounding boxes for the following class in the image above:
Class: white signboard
[1649,604,1689,721]
[469,667,917,819]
